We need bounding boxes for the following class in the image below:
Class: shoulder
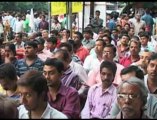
[18,105,29,118]
[44,103,68,119]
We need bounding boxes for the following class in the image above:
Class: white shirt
[18,103,68,119]
[83,54,102,73]
[14,20,24,33]
[70,60,88,83]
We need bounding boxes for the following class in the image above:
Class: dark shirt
[48,84,81,119]
[39,21,49,30]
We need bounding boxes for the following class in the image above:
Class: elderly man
[109,65,157,119]
[114,77,151,119]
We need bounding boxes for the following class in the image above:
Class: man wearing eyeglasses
[113,77,152,119]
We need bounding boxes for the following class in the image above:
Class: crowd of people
[0,7,157,119]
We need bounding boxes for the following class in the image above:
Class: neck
[97,53,103,61]
[131,54,139,61]
[30,102,47,119]
[123,111,142,119]
[147,76,157,93]
[102,83,111,90]
[48,82,61,95]
[26,55,37,61]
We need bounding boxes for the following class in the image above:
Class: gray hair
[117,76,148,106]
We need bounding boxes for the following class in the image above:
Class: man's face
[147,59,157,80]
[117,83,143,119]
[18,86,40,111]
[129,42,140,56]
[94,41,104,54]
[140,36,148,46]
[95,11,100,17]
[24,45,37,58]
[102,47,114,61]
[120,36,129,45]
[100,67,114,87]
[73,34,81,44]
[140,51,152,67]
[43,65,62,87]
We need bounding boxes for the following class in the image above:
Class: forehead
[54,52,63,59]
[100,67,113,74]
[43,65,57,72]
[121,72,136,81]
[122,36,129,39]
[104,47,113,52]
[148,59,157,65]
[119,82,141,94]
[140,51,152,57]
[18,86,33,93]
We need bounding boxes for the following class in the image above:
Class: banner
[29,8,35,32]
[51,2,66,15]
[72,2,83,13]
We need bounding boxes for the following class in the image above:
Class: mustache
[47,81,53,87]
[122,106,133,112]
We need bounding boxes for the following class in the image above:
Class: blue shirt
[15,57,44,76]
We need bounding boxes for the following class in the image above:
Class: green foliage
[0,2,48,12]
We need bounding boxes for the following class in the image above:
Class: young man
[17,70,67,119]
[15,41,44,77]
[43,58,81,119]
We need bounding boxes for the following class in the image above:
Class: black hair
[17,70,48,101]
[148,53,157,64]
[104,44,117,56]
[96,39,106,47]
[138,31,150,39]
[100,60,117,77]
[74,31,83,40]
[44,58,64,74]
[59,42,73,53]
[24,41,38,48]
[120,65,144,80]
[54,49,70,62]
[47,36,57,45]
[0,63,17,81]
[5,43,16,56]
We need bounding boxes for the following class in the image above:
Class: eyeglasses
[103,51,112,54]
[117,93,140,100]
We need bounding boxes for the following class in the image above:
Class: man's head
[34,37,45,52]
[147,53,157,80]
[100,60,117,87]
[46,36,57,51]
[0,95,18,118]
[94,39,106,55]
[0,63,17,91]
[53,49,71,69]
[59,42,73,56]
[95,10,100,18]
[17,70,48,111]
[120,65,144,81]
[129,39,141,56]
[117,77,148,119]
[102,44,116,61]
[43,58,64,87]
[14,33,22,43]
[139,31,150,46]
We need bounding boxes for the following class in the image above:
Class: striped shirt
[15,57,44,77]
